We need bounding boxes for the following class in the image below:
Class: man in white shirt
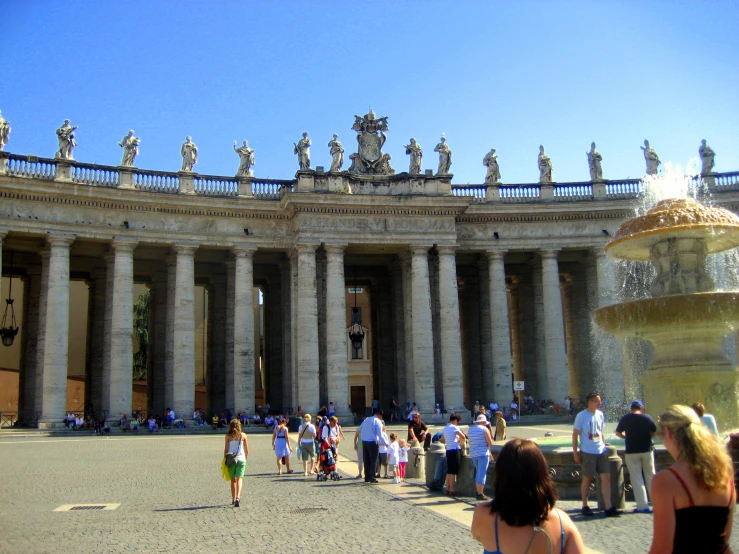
[359,408,384,483]
[572,391,619,517]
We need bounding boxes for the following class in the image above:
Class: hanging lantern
[1,251,19,347]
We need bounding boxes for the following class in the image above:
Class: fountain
[593,196,739,430]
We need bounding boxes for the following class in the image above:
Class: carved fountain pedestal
[593,198,739,430]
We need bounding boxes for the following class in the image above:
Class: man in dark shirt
[407,412,431,451]
[615,400,657,514]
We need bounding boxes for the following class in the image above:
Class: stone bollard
[455,454,477,497]
[596,445,625,510]
[405,446,425,480]
[425,442,447,487]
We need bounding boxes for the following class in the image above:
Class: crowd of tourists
[216,392,735,553]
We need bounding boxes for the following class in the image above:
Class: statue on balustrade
[483,148,501,183]
[55,119,78,160]
[233,140,255,177]
[348,110,394,175]
[587,142,603,181]
[294,132,311,170]
[699,139,715,175]
[328,134,344,172]
[641,139,661,175]
[404,138,423,175]
[434,135,452,175]
[0,110,10,151]
[538,145,553,183]
[180,136,198,172]
[118,130,140,167]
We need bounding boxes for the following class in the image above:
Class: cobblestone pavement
[1,424,737,553]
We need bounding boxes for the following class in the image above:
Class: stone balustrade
[2,151,737,203]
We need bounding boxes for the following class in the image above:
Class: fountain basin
[593,292,739,430]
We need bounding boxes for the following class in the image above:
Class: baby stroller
[316,438,341,482]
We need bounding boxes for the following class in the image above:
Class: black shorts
[379,453,388,466]
[446,449,462,475]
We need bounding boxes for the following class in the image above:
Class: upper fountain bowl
[605,198,739,261]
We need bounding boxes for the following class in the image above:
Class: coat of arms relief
[348,110,395,176]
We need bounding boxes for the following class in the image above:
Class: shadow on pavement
[153,505,225,512]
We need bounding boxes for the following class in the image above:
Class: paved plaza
[1,423,738,553]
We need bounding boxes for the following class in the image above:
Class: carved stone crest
[348,110,395,176]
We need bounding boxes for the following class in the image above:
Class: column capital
[324,243,347,256]
[294,243,319,255]
[111,238,138,253]
[594,248,610,261]
[539,248,561,260]
[436,245,458,256]
[409,244,432,256]
[46,234,74,248]
[172,243,198,256]
[485,249,507,261]
[232,245,257,258]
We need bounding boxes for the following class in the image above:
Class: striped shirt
[468,424,490,458]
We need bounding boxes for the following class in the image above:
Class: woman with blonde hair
[649,405,734,553]
[223,419,249,507]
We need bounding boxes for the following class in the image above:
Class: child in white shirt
[377,425,390,478]
[387,433,400,484]
[398,439,411,482]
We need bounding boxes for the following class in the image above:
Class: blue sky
[2,1,738,184]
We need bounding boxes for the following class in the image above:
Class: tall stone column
[409,245,436,414]
[87,267,107,414]
[295,244,320,414]
[487,250,514,406]
[325,244,350,418]
[224,260,235,410]
[463,274,482,404]
[280,261,294,410]
[149,270,168,416]
[34,251,50,421]
[107,240,137,421]
[476,259,494,403]
[437,246,465,413]
[172,244,196,418]
[540,249,569,404]
[401,253,415,403]
[164,257,176,410]
[209,274,227,414]
[594,250,625,403]
[391,260,407,404]
[531,260,547,400]
[39,235,74,425]
[102,255,114,416]
[22,265,42,421]
[232,246,256,414]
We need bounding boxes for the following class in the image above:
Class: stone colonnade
[1,229,619,425]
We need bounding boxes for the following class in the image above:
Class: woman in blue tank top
[471,439,586,554]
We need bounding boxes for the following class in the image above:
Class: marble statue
[118,130,140,167]
[348,110,394,175]
[699,139,715,174]
[538,145,553,183]
[587,142,603,181]
[0,110,10,151]
[294,132,311,170]
[233,140,255,177]
[55,119,78,160]
[434,135,452,175]
[641,139,661,175]
[328,134,344,172]
[483,148,500,183]
[180,136,198,172]
[404,138,423,175]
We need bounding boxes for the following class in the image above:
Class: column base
[37,420,69,429]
